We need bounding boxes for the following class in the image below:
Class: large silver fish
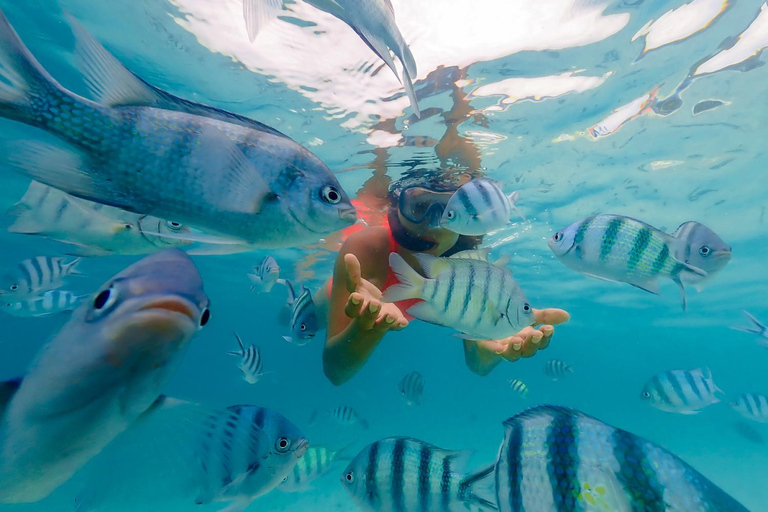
[671,221,732,290]
[0,10,356,248]
[243,0,420,117]
[0,250,210,503]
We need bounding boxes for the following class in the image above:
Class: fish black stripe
[600,217,624,262]
[685,372,703,401]
[441,456,451,511]
[461,264,475,317]
[546,410,579,511]
[651,245,670,275]
[488,181,508,221]
[365,442,379,507]
[612,428,665,511]
[504,420,524,512]
[418,444,432,511]
[651,375,672,405]
[478,180,495,208]
[54,201,69,223]
[457,187,474,215]
[574,216,594,246]
[665,373,688,406]
[392,439,407,512]
[253,407,267,429]
[443,267,456,313]
[627,228,652,272]
[478,264,492,326]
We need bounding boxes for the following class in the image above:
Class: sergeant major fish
[0,256,82,300]
[543,360,573,381]
[671,221,731,290]
[641,368,723,414]
[0,290,84,318]
[0,11,356,248]
[729,393,768,423]
[248,255,283,293]
[283,281,319,345]
[227,332,267,384]
[441,178,525,236]
[383,249,535,341]
[548,214,707,310]
[0,250,210,503]
[398,371,424,406]
[508,379,529,398]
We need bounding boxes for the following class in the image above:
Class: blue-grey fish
[227,332,266,384]
[0,250,210,503]
[543,359,573,381]
[398,371,424,406]
[280,445,351,493]
[641,368,723,414]
[671,221,731,291]
[730,393,768,423]
[383,250,535,341]
[248,255,283,293]
[243,0,420,117]
[0,10,356,248]
[0,290,84,318]
[341,437,495,512]
[481,405,748,511]
[548,214,707,310]
[508,379,529,398]
[310,406,369,430]
[283,280,319,345]
[441,178,525,236]
[0,256,82,300]
[731,310,768,349]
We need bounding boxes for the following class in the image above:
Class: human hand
[476,308,570,363]
[342,254,408,335]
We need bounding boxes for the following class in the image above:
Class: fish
[6,182,193,257]
[282,280,319,345]
[508,379,529,398]
[248,255,283,293]
[243,0,420,117]
[280,445,352,493]
[0,256,82,300]
[398,371,425,406]
[0,290,84,318]
[383,249,535,341]
[340,437,495,512]
[548,214,708,310]
[479,405,749,511]
[543,360,573,381]
[227,332,266,384]
[640,368,723,414]
[731,310,768,349]
[729,393,768,424]
[310,406,369,430]
[0,249,210,503]
[671,221,731,291]
[440,178,525,236]
[0,10,356,248]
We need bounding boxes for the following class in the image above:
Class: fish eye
[523,303,531,312]
[699,246,711,256]
[276,437,291,452]
[10,284,18,291]
[321,186,342,205]
[93,287,116,311]
[642,392,651,398]
[124,224,132,229]
[344,472,354,483]
[300,323,307,331]
[446,210,455,219]
[166,221,183,231]
[553,232,562,242]
[199,308,211,328]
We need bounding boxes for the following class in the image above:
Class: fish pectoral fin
[582,272,623,285]
[628,279,660,295]
[671,276,688,311]
[243,0,285,42]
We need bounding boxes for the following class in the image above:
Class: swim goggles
[397,186,456,225]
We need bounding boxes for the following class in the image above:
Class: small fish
[508,378,529,398]
[315,406,369,430]
[248,256,283,293]
[0,250,210,503]
[548,214,708,310]
[0,256,82,300]
[480,405,749,511]
[641,368,723,414]
[671,221,731,291]
[280,445,351,493]
[543,360,573,381]
[731,310,768,349]
[729,394,768,424]
[441,178,525,235]
[341,437,495,512]
[383,249,535,341]
[398,371,425,406]
[282,281,319,346]
[0,290,84,318]
[227,332,266,384]
[243,0,420,117]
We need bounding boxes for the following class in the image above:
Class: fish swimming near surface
[729,393,768,423]
[0,290,84,318]
[398,371,425,406]
[341,437,496,512]
[641,368,723,414]
[227,332,267,384]
[548,214,708,310]
[670,221,731,290]
[7,182,193,256]
[440,178,525,236]
[280,444,352,493]
[508,379,529,398]
[248,255,283,293]
[543,359,573,381]
[383,249,535,341]
[242,0,420,117]
[0,249,210,503]
[283,280,319,345]
[731,310,768,349]
[475,405,749,511]
[0,10,356,248]
[0,255,82,300]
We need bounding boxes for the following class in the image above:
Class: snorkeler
[318,175,570,386]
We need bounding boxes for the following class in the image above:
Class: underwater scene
[0,0,766,510]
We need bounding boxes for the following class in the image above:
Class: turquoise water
[0,0,767,510]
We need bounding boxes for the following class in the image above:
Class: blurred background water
[0,0,766,510]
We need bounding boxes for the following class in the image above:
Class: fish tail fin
[334,442,357,462]
[460,464,497,511]
[233,331,246,354]
[381,252,425,302]
[285,279,297,303]
[6,212,42,234]
[401,41,417,80]
[507,191,526,222]
[65,257,84,275]
[402,62,420,118]
[243,0,284,42]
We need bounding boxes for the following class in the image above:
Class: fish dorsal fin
[414,253,451,279]
[493,254,512,268]
[449,249,490,262]
[0,377,22,418]
[284,280,297,303]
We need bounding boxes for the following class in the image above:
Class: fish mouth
[137,297,198,323]
[713,249,732,260]
[294,438,309,458]
[339,207,358,224]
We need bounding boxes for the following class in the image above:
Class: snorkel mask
[397,186,455,228]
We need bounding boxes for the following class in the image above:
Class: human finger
[358,299,381,331]
[373,313,408,333]
[344,253,362,293]
[344,293,366,319]
[499,336,525,362]
[533,308,570,326]
[520,328,545,358]
[538,325,555,351]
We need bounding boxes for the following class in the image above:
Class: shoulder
[341,226,390,255]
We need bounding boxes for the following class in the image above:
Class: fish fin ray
[461,464,497,511]
[381,252,425,302]
[243,0,284,42]
[629,279,661,295]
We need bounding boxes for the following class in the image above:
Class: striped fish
[398,371,425,406]
[548,214,708,310]
[383,250,535,341]
[247,255,283,293]
[313,406,369,430]
[671,221,731,291]
[0,290,84,318]
[486,405,749,511]
[227,332,265,384]
[280,445,351,493]
[508,379,529,398]
[441,178,526,235]
[731,310,768,349]
[729,393,768,423]
[0,256,82,300]
[341,437,495,512]
[641,368,723,414]
[282,281,319,346]
[543,360,573,381]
